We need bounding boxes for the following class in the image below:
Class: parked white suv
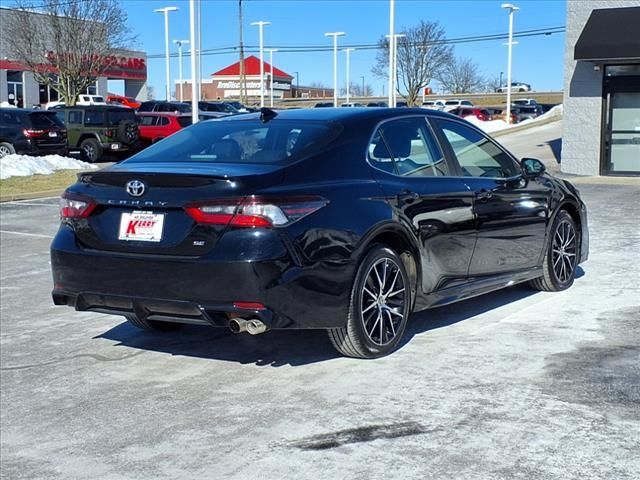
[45,95,107,110]
[443,99,473,112]
[422,100,445,110]
[495,82,532,93]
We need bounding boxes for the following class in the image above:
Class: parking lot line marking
[9,196,59,202]
[0,230,53,239]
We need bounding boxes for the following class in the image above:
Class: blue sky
[121,0,567,97]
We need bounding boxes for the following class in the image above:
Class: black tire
[328,246,411,359]
[0,142,15,158]
[80,138,102,163]
[117,120,139,145]
[530,210,579,292]
[125,315,183,332]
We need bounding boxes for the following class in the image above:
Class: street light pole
[294,71,299,98]
[189,0,198,123]
[155,6,178,101]
[386,33,405,106]
[388,0,395,107]
[344,48,355,103]
[499,71,504,89]
[325,32,345,107]
[361,75,365,98]
[173,39,189,102]
[251,21,271,107]
[266,48,277,107]
[502,3,519,124]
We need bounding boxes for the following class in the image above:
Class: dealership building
[180,55,334,101]
[0,7,148,108]
[563,1,640,176]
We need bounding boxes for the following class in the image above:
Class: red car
[107,94,142,110]
[449,107,492,122]
[136,112,192,145]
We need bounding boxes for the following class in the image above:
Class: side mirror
[521,157,546,178]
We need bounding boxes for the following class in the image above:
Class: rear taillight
[105,129,115,137]
[23,129,46,138]
[60,192,96,219]
[184,196,328,228]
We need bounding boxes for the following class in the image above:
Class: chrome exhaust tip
[229,318,249,334]
[246,319,268,335]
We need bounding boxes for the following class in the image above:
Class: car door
[368,116,477,293]
[431,117,552,276]
[66,110,83,147]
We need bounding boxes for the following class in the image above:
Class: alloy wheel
[0,145,11,157]
[552,220,577,283]
[361,258,406,346]
[83,144,95,160]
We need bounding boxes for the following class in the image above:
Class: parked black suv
[54,106,139,162]
[138,101,192,113]
[0,108,68,158]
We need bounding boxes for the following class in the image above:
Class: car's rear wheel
[0,142,15,158]
[530,211,579,291]
[80,138,102,163]
[328,246,411,358]
[125,314,184,332]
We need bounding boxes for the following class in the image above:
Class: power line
[146,26,566,60]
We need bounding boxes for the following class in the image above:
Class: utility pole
[238,0,246,104]
[361,75,365,98]
[388,0,395,107]
[189,0,199,123]
[294,71,299,98]
[266,48,277,107]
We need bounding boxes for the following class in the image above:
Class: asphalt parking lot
[1,176,639,479]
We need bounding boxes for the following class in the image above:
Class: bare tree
[372,20,452,106]
[437,57,486,94]
[341,82,374,97]
[4,0,134,106]
[485,73,503,93]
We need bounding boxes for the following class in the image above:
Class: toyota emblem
[126,180,146,197]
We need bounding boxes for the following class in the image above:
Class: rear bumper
[50,225,353,329]
[14,139,67,155]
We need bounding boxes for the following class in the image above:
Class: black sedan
[51,108,588,358]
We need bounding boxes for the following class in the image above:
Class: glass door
[608,92,640,174]
[603,67,640,175]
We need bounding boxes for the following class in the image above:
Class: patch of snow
[0,154,97,180]
[467,104,563,134]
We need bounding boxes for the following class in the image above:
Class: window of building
[6,71,24,108]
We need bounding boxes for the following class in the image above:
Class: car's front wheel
[125,314,184,332]
[328,246,411,358]
[531,210,579,291]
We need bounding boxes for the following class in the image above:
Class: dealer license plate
[118,211,164,242]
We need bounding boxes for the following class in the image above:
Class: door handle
[475,189,493,201]
[397,190,420,205]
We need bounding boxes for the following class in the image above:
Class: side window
[159,116,170,126]
[55,111,65,124]
[68,111,83,124]
[376,117,449,177]
[367,129,395,174]
[84,110,104,126]
[138,116,156,126]
[435,119,519,178]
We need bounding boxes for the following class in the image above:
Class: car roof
[59,105,132,111]
[0,108,55,114]
[137,112,191,116]
[217,107,454,124]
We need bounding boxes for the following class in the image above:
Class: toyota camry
[51,108,588,358]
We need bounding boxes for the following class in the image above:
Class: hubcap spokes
[361,258,406,346]
[552,220,577,283]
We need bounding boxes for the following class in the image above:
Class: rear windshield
[108,110,137,125]
[176,116,193,128]
[445,101,458,105]
[125,118,342,166]
[28,112,65,128]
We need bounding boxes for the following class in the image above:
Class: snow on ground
[468,104,563,134]
[0,154,97,180]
